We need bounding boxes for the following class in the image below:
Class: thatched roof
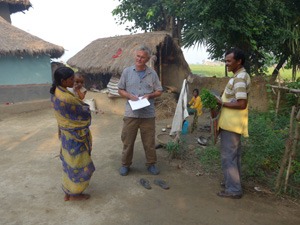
[0,0,32,13]
[67,31,185,75]
[0,16,64,58]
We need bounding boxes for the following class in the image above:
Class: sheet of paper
[128,97,150,110]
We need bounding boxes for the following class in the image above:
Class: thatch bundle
[0,16,64,58]
[0,0,31,13]
[155,92,178,120]
[67,31,177,75]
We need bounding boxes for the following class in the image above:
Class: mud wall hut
[0,15,64,104]
[67,31,191,97]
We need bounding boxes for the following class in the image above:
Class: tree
[113,0,300,79]
[269,0,300,82]
[112,0,185,42]
[182,0,300,79]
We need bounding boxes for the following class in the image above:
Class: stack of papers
[128,97,150,110]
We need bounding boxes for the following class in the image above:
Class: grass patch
[195,145,220,173]
[189,64,294,80]
[165,138,188,159]
[195,110,300,197]
[189,64,226,77]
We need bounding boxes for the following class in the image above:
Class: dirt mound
[155,92,178,120]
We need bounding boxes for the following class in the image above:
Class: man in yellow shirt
[216,48,251,199]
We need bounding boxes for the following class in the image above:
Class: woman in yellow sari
[50,67,95,201]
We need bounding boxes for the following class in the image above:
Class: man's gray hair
[136,45,151,57]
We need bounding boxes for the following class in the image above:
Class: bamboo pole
[159,47,163,85]
[269,85,300,93]
[284,156,292,193]
[275,106,295,192]
[284,109,300,192]
[275,89,281,116]
[275,73,281,116]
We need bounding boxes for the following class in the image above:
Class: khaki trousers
[121,117,157,167]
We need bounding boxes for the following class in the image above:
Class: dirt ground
[0,106,300,225]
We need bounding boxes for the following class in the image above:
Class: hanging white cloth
[169,79,189,136]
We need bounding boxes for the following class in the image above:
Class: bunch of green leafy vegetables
[200,88,218,109]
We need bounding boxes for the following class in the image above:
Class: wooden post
[275,89,281,116]
[210,108,219,144]
[284,108,300,192]
[159,47,163,85]
[275,106,295,192]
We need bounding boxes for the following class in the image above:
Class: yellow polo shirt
[218,68,250,137]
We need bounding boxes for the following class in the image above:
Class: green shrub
[242,112,288,181]
[284,80,300,109]
[165,138,188,159]
[195,110,300,196]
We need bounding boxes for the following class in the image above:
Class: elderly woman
[50,67,95,201]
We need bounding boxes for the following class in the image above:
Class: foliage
[112,0,184,39]
[183,0,300,78]
[285,156,300,197]
[195,145,220,173]
[286,78,300,90]
[242,112,289,180]
[195,110,300,196]
[165,138,187,159]
[243,111,300,197]
[270,78,300,112]
[113,0,300,80]
[200,88,218,109]
[112,0,164,32]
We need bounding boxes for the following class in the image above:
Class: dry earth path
[0,108,299,225]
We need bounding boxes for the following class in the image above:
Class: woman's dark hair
[50,66,74,94]
[225,48,245,65]
[193,88,199,96]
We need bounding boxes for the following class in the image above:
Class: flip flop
[65,194,90,201]
[140,178,151,189]
[154,179,170,190]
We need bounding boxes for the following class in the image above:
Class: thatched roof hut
[0,0,31,13]
[67,31,190,75]
[0,16,64,58]
[67,31,191,92]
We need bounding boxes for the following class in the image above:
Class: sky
[11,0,209,64]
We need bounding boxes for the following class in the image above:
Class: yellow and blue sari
[51,86,95,196]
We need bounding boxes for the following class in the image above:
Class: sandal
[65,193,90,201]
[154,179,170,190]
[140,178,151,189]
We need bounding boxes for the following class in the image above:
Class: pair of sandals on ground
[140,178,170,190]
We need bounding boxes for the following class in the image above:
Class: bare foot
[64,194,90,201]
[64,194,70,201]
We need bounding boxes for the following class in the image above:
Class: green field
[189,64,294,80]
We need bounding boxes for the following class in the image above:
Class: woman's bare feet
[64,194,90,201]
